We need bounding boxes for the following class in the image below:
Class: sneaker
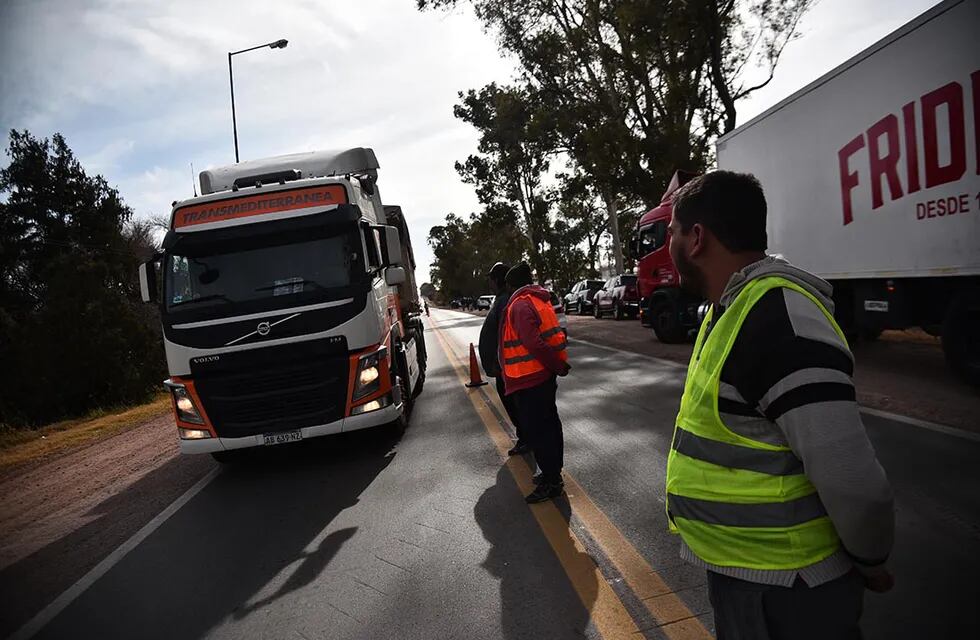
[507,442,531,456]
[525,482,564,503]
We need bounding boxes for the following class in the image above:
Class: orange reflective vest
[501,293,568,379]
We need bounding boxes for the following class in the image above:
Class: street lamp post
[228,38,288,163]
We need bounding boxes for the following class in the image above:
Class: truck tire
[942,288,980,386]
[388,342,413,434]
[651,298,688,344]
[593,302,602,319]
[578,298,588,316]
[614,300,624,321]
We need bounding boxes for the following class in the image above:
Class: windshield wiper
[254,280,327,292]
[170,293,233,307]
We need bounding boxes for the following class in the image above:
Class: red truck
[632,171,702,343]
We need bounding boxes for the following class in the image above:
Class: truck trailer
[635,0,980,383]
[139,148,427,460]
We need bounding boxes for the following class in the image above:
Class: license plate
[262,430,303,446]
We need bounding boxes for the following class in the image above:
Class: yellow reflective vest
[666,276,843,570]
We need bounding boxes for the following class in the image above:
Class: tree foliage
[421,0,810,276]
[454,83,556,281]
[0,130,165,427]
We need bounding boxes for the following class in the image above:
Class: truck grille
[191,339,349,439]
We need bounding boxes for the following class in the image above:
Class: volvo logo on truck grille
[225,313,301,346]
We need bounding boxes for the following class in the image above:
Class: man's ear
[688,223,706,258]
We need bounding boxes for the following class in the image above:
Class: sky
[0,0,943,284]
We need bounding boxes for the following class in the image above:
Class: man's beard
[673,249,706,298]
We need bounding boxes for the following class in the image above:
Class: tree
[454,83,556,282]
[0,130,165,427]
[427,202,527,299]
[700,0,812,133]
[420,0,811,268]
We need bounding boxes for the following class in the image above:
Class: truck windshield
[165,232,356,312]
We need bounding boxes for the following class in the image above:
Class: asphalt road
[15,308,980,639]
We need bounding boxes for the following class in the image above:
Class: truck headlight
[351,393,392,415]
[353,347,386,401]
[166,383,205,424]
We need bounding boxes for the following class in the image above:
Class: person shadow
[232,526,358,620]
[474,465,597,639]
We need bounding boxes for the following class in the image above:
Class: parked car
[459,296,475,310]
[476,295,494,311]
[450,298,461,309]
[550,291,568,335]
[593,274,640,320]
[564,279,606,316]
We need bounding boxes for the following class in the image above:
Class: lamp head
[270,39,288,49]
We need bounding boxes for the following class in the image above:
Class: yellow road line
[429,313,712,639]
[429,321,639,638]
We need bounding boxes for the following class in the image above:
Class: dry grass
[0,394,171,472]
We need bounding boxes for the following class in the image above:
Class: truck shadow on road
[26,429,401,640]
[474,465,597,639]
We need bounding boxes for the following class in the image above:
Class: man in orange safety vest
[499,263,571,503]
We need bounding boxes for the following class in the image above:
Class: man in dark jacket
[478,262,526,455]
[500,263,571,503]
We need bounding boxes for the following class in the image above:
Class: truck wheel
[578,299,587,316]
[942,288,980,386]
[388,343,413,434]
[651,298,688,344]
[593,303,601,319]
[614,301,624,321]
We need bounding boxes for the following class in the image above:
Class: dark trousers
[707,570,864,640]
[512,376,563,482]
[494,376,524,443]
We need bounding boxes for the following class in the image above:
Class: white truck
[139,148,427,461]
[716,0,979,383]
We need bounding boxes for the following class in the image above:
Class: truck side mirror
[385,266,406,286]
[139,260,157,303]
[383,226,403,266]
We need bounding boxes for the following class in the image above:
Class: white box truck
[139,148,427,461]
[716,0,980,383]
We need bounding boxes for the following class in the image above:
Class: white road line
[10,466,222,640]
[568,336,979,440]
[859,407,980,442]
[567,336,687,370]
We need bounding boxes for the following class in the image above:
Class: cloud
[1,0,518,281]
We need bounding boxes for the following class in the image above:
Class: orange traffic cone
[465,343,488,388]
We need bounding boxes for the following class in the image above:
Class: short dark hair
[505,262,533,288]
[672,170,768,252]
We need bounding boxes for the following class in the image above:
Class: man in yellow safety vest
[665,171,894,639]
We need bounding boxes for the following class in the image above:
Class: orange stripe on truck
[173,184,348,228]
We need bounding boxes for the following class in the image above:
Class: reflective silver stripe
[758,367,853,412]
[672,427,803,476]
[667,492,828,527]
[504,353,538,365]
[504,326,564,349]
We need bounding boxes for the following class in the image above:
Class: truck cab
[632,170,703,343]
[139,148,426,460]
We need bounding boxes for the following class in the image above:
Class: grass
[0,394,172,472]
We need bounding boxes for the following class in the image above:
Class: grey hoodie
[679,256,895,587]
